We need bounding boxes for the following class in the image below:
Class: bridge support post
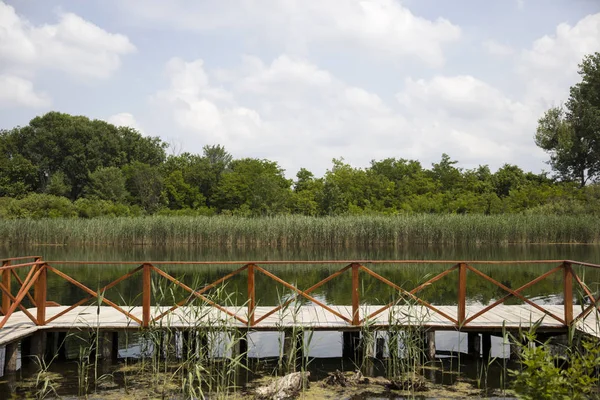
[46,332,60,361]
[100,331,119,362]
[482,333,492,360]
[425,330,436,361]
[234,331,248,364]
[24,331,46,367]
[56,332,68,361]
[197,331,208,358]
[468,333,480,358]
[182,330,192,359]
[283,329,304,371]
[159,330,175,360]
[234,331,249,387]
[342,331,362,362]
[375,335,385,359]
[4,341,18,374]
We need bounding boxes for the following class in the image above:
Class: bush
[74,198,141,218]
[510,330,600,400]
[0,194,77,219]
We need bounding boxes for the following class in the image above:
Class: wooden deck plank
[1,304,599,345]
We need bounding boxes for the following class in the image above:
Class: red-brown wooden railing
[1,257,599,329]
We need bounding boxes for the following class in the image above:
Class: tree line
[0,52,598,219]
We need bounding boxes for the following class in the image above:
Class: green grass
[0,214,599,246]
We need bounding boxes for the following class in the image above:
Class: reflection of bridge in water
[1,257,600,373]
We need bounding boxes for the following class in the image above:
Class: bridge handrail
[1,257,598,331]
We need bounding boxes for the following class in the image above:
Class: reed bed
[0,214,598,246]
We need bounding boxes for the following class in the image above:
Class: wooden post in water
[351,263,360,326]
[458,263,467,326]
[234,330,249,387]
[1,260,11,316]
[283,329,304,371]
[182,330,191,358]
[563,262,573,326]
[4,341,18,374]
[375,335,385,360]
[100,331,119,362]
[482,333,492,360]
[467,332,480,358]
[57,332,68,361]
[248,264,255,327]
[142,263,152,328]
[34,259,46,326]
[235,331,248,363]
[425,330,436,361]
[342,331,362,362]
[27,332,46,367]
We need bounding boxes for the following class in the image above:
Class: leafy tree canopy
[536,52,600,187]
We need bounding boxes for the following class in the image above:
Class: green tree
[535,53,600,187]
[123,162,165,212]
[212,158,291,215]
[290,168,322,216]
[0,112,167,199]
[45,171,71,197]
[163,170,205,209]
[492,164,526,198]
[86,167,129,203]
[202,144,232,205]
[429,153,462,192]
[0,154,38,197]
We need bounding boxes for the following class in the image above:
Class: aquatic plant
[0,214,599,246]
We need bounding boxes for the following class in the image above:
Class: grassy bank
[0,214,598,246]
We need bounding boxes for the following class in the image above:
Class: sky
[1,0,599,178]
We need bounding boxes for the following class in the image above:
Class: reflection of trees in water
[7,242,600,263]
[42,256,600,308]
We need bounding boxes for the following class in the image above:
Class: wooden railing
[1,257,599,329]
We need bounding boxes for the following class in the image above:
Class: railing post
[34,258,46,326]
[458,263,467,326]
[352,263,360,326]
[563,262,573,326]
[248,264,255,326]
[142,263,152,328]
[1,260,10,315]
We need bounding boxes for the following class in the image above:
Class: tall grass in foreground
[0,214,598,246]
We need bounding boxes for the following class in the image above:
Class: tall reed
[0,214,598,246]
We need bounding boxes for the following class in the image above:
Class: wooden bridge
[1,257,600,372]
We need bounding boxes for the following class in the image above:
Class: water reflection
[3,243,597,307]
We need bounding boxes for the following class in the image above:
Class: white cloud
[120,0,460,67]
[107,112,144,132]
[0,2,135,79]
[154,55,408,175]
[0,74,51,108]
[482,40,514,57]
[155,53,548,176]
[396,74,541,167]
[519,13,600,106]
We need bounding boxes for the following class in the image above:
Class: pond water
[1,243,599,398]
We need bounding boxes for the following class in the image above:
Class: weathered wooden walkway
[2,257,600,371]
[2,304,600,347]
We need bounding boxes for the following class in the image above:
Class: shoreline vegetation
[3,111,600,227]
[0,214,598,246]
